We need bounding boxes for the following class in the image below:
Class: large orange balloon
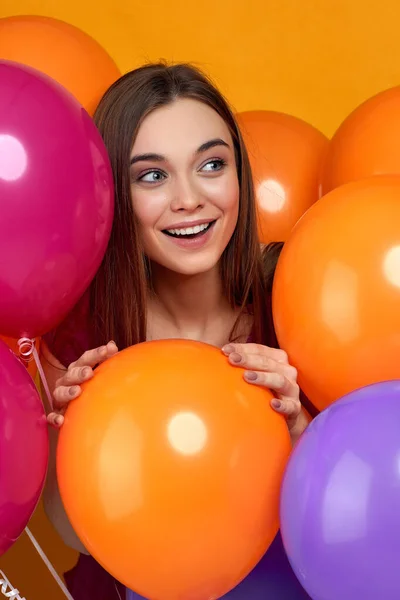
[0,16,121,114]
[322,86,400,194]
[273,176,400,412]
[57,339,291,600]
[0,336,40,380]
[236,111,328,244]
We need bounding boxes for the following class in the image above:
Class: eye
[138,169,167,183]
[200,158,226,173]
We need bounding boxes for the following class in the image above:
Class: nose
[170,175,204,213]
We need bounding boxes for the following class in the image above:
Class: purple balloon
[126,586,146,599]
[126,532,310,600]
[0,339,48,555]
[0,60,114,339]
[222,532,310,599]
[280,380,400,600]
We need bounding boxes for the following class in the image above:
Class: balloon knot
[17,337,35,363]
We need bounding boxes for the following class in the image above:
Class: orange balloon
[0,16,121,115]
[322,86,400,194]
[57,339,291,600]
[236,111,328,244]
[273,175,400,412]
[0,336,40,380]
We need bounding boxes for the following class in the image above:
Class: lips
[163,221,215,239]
[161,220,217,250]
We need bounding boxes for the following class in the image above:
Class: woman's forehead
[131,98,232,158]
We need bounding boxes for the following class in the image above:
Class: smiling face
[129,98,240,276]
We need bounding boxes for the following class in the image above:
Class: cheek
[202,173,240,216]
[131,188,168,229]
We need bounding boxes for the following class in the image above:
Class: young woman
[41,63,310,600]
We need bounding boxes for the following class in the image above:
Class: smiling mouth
[162,220,216,239]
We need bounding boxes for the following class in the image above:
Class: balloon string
[13,345,71,598]
[17,338,53,411]
[0,571,25,599]
[25,528,74,600]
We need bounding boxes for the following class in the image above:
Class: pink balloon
[0,60,114,339]
[0,339,48,555]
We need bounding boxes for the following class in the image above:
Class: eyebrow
[130,138,230,165]
[196,138,230,154]
[130,152,164,165]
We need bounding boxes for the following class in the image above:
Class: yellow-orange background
[3,1,400,137]
[1,0,400,597]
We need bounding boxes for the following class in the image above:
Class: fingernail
[69,386,79,397]
[82,367,91,378]
[244,371,258,381]
[230,352,242,364]
[271,399,281,409]
[55,415,64,426]
[222,344,234,354]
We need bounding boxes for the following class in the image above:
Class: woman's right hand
[47,341,118,428]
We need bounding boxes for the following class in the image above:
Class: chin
[146,226,234,277]
[156,251,223,277]
[167,261,219,277]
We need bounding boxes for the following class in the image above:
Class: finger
[56,366,94,388]
[270,397,301,418]
[53,384,81,408]
[244,371,300,399]
[222,343,288,364]
[47,412,65,428]
[71,341,118,369]
[228,352,297,380]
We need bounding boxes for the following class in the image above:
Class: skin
[43,98,308,552]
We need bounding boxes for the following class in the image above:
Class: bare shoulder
[40,338,65,369]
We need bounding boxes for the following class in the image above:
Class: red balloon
[0,339,48,556]
[0,61,114,339]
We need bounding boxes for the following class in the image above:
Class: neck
[148,263,233,339]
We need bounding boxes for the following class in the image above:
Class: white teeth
[167,222,210,236]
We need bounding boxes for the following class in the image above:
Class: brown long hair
[90,63,280,350]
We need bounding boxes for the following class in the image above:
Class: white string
[12,340,74,599]
[25,529,74,600]
[17,338,53,410]
[0,571,25,600]
[32,343,53,411]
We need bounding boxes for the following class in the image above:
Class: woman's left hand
[222,343,308,444]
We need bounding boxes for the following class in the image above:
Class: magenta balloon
[0,339,48,555]
[0,60,114,338]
